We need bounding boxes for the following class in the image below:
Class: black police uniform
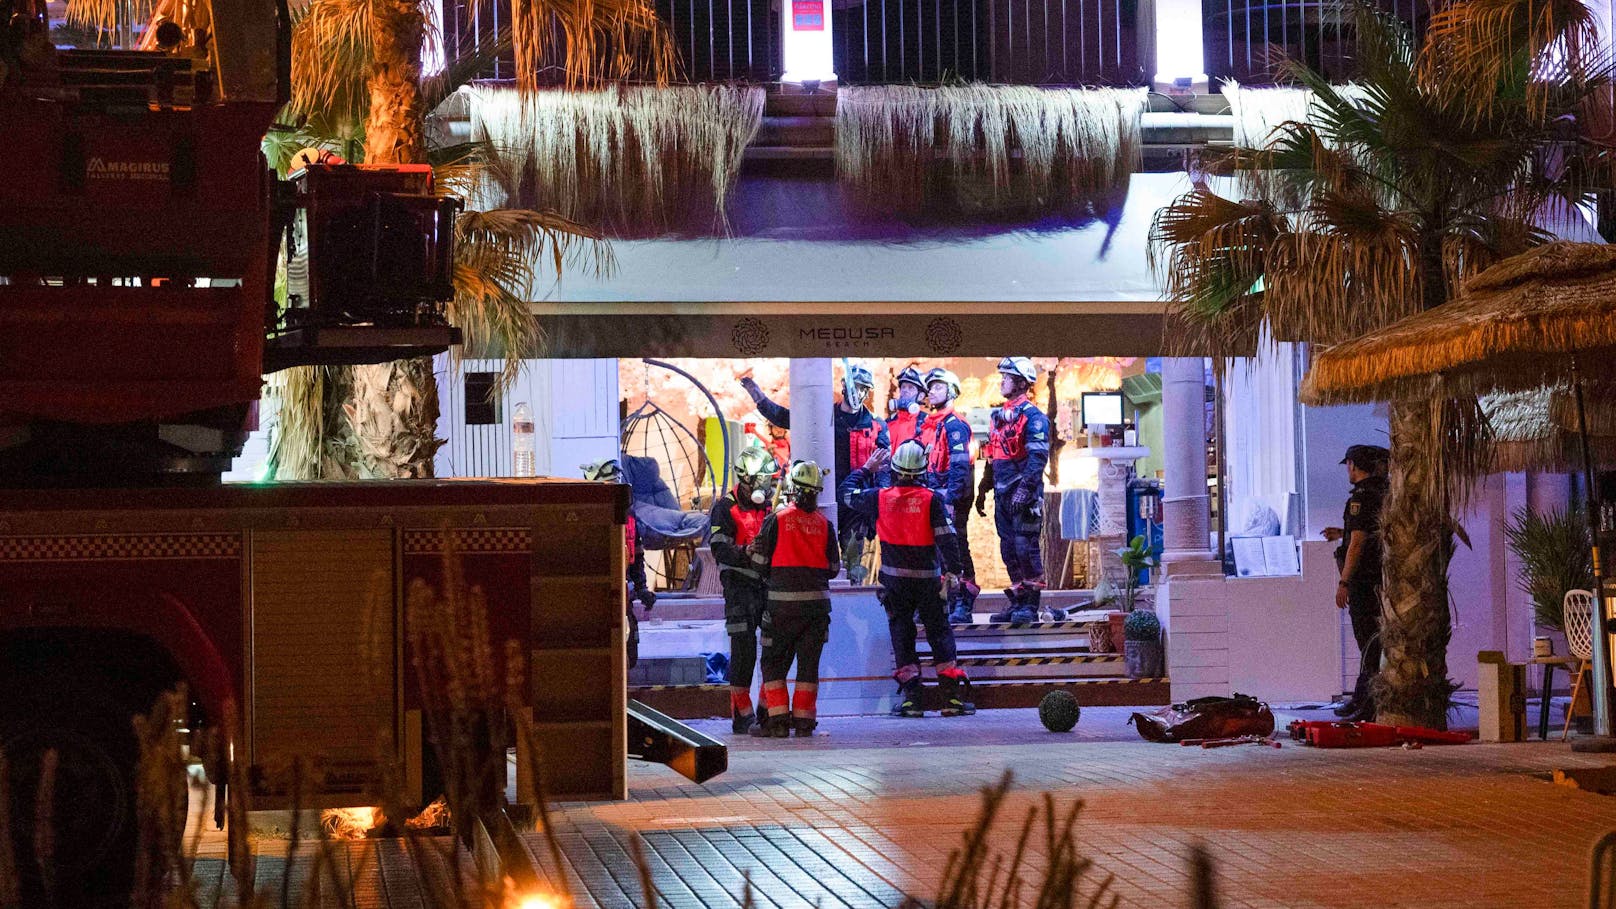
[1338,472,1388,709]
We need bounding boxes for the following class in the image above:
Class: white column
[789,358,838,533]
[780,0,837,85]
[1161,357,1215,567]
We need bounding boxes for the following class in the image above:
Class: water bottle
[512,402,535,477]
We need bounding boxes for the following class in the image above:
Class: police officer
[751,460,841,738]
[887,365,927,448]
[984,357,1064,624]
[1324,444,1389,722]
[841,442,973,718]
[918,368,980,624]
[583,459,655,666]
[708,447,777,735]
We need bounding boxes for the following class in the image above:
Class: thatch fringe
[464,83,764,235]
[834,85,1145,215]
[1302,244,1616,406]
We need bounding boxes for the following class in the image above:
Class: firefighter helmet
[580,458,623,482]
[997,357,1038,384]
[924,367,961,401]
[896,365,926,390]
[788,459,826,493]
[844,363,875,396]
[735,446,777,484]
[891,440,928,478]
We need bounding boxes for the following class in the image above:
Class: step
[629,675,1169,718]
[756,115,835,148]
[765,89,838,117]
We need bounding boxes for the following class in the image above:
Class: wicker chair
[1561,589,1596,741]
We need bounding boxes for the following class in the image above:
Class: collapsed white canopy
[530,173,1186,357]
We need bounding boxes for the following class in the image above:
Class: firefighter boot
[890,677,925,718]
[987,587,1022,623]
[792,717,818,737]
[947,587,973,625]
[766,712,792,738]
[1028,586,1066,622]
[939,672,977,717]
[732,711,756,735]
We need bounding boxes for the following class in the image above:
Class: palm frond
[1418,0,1604,122]
[288,0,373,129]
[420,28,512,112]
[450,208,613,388]
[502,0,679,91]
[1148,187,1283,355]
[64,0,153,37]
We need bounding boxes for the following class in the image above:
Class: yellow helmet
[734,447,777,484]
[788,459,826,493]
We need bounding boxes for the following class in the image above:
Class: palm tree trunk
[1375,397,1457,729]
[346,360,445,477]
[364,0,427,166]
[342,0,441,478]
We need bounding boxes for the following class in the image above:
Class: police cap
[1340,444,1389,467]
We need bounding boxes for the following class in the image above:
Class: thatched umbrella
[1304,241,1616,747]
[1482,387,1616,473]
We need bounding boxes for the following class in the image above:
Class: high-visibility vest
[876,485,937,547]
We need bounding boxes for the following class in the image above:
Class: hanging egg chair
[620,359,727,591]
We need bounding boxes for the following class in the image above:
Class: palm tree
[1150,0,1611,728]
[253,0,669,479]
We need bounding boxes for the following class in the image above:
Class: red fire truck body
[0,480,631,807]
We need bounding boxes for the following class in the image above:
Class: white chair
[1561,589,1596,741]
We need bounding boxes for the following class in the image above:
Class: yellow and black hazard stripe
[935,620,1099,632]
[973,677,1170,687]
[952,654,1122,667]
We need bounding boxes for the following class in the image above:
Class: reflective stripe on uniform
[724,565,761,580]
[881,565,941,579]
[768,589,831,601]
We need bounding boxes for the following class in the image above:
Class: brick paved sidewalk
[201,707,1616,909]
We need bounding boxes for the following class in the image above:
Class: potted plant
[1105,535,1160,651]
[1503,503,1592,633]
[1123,609,1163,679]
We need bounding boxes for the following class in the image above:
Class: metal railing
[1204,0,1425,85]
[834,0,1142,84]
[656,0,781,82]
[439,0,1141,85]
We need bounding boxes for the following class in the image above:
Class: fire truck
[0,0,721,903]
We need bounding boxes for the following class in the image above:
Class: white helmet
[998,357,1037,384]
[891,440,927,478]
[924,367,961,401]
[580,459,623,482]
[788,459,826,493]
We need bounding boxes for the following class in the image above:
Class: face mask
[750,486,768,504]
[896,386,919,409]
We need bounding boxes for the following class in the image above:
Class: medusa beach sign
[537,307,1164,358]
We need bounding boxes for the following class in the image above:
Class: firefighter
[708,447,778,735]
[738,364,889,579]
[841,442,973,718]
[582,459,656,665]
[982,358,1064,624]
[887,365,927,447]
[750,460,840,738]
[918,367,980,625]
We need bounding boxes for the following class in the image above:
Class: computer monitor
[1080,391,1124,427]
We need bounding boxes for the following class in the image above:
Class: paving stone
[196,706,1615,907]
